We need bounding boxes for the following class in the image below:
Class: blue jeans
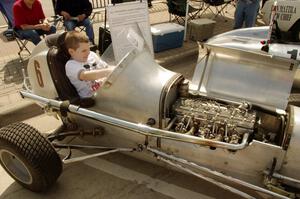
[234,0,260,29]
[16,26,56,45]
[64,18,94,43]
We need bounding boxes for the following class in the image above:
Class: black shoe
[3,29,15,41]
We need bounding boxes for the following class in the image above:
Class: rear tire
[0,122,62,192]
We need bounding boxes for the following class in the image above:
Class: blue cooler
[151,23,185,53]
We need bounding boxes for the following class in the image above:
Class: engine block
[171,98,257,144]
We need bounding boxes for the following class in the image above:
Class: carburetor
[171,98,257,144]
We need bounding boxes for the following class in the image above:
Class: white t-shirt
[65,51,108,98]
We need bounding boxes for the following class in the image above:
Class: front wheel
[0,122,62,192]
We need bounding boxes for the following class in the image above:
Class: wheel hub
[0,149,33,184]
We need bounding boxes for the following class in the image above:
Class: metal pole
[158,156,256,199]
[184,0,189,41]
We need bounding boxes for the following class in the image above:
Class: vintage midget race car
[261,0,300,41]
[0,28,300,199]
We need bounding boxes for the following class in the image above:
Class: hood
[190,42,298,111]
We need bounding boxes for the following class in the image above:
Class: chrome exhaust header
[20,91,250,151]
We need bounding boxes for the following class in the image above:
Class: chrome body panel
[206,27,300,61]
[27,40,58,99]
[191,44,297,110]
[68,111,285,186]
[280,106,300,179]
[94,50,180,128]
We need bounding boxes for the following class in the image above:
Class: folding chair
[13,30,31,59]
[201,0,232,20]
[167,0,202,24]
[0,10,14,41]
[0,6,31,59]
[0,0,14,28]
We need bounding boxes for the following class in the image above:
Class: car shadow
[0,58,27,95]
[0,150,270,199]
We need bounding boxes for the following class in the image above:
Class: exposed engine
[170,98,257,144]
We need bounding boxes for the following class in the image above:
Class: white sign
[107,0,153,62]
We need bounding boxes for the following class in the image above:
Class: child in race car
[65,31,114,99]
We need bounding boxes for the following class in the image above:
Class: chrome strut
[146,146,290,199]
[53,142,135,164]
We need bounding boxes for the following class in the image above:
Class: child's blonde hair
[65,31,89,50]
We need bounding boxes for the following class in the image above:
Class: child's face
[68,42,90,63]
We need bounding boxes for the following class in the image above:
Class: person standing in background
[233,0,260,29]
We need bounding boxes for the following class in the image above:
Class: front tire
[0,122,62,192]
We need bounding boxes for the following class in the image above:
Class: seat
[46,32,95,108]
[201,0,232,20]
[167,0,202,24]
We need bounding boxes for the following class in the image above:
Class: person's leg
[64,20,77,31]
[81,18,94,43]
[244,0,260,27]
[17,29,41,45]
[233,0,246,29]
[37,25,57,36]
[47,25,57,35]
